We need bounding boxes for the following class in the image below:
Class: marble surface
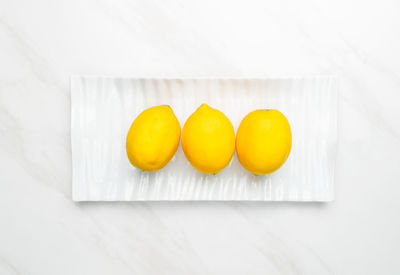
[0,0,399,274]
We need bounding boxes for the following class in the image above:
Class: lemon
[126,105,181,171]
[182,104,235,174]
[236,109,292,175]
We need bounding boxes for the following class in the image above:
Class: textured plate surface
[71,76,338,201]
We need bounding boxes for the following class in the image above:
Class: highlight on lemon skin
[126,105,181,171]
[182,103,235,174]
[236,109,292,176]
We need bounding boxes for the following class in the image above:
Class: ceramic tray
[71,76,338,201]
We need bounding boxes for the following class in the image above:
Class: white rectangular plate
[71,76,338,201]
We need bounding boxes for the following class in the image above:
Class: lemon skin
[126,105,181,171]
[236,109,292,175]
[182,104,235,174]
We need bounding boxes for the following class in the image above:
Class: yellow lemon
[236,109,292,175]
[126,105,181,171]
[182,104,235,174]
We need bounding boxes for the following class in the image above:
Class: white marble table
[1,0,399,274]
